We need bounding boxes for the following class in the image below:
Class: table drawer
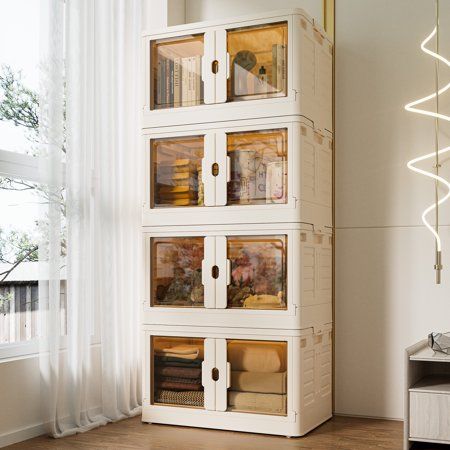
[410,392,450,442]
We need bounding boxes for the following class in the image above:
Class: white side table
[405,339,450,449]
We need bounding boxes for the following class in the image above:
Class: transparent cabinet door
[227,235,287,309]
[227,22,287,102]
[227,128,287,205]
[151,136,204,208]
[152,336,205,408]
[151,237,204,307]
[226,339,287,415]
[151,34,204,110]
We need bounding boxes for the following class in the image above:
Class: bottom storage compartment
[143,325,332,437]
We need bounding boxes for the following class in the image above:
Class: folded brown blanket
[156,380,203,391]
[228,341,286,373]
[231,371,287,394]
[228,391,286,414]
[154,356,202,367]
[155,389,204,407]
[156,366,202,379]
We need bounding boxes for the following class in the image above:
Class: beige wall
[185,0,322,25]
[335,0,450,419]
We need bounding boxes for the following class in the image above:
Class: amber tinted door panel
[227,128,287,205]
[151,237,204,307]
[227,235,287,309]
[151,35,204,110]
[227,22,287,102]
[151,136,204,208]
[226,340,287,415]
[152,336,205,408]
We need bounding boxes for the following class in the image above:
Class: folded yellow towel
[243,294,284,309]
[231,371,287,394]
[155,344,200,360]
[228,391,287,415]
[228,341,286,373]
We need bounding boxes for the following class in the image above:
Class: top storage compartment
[143,9,332,132]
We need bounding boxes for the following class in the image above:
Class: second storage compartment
[143,116,332,228]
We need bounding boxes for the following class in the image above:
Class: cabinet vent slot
[212,367,219,381]
[212,265,219,279]
[212,163,219,177]
[211,60,219,74]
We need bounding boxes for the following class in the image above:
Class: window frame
[0,149,100,362]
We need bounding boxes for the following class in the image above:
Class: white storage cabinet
[141,8,333,438]
[142,324,332,437]
[143,223,332,330]
[142,9,332,132]
[143,116,332,229]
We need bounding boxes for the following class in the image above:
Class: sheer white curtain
[39,0,142,437]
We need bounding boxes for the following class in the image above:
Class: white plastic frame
[143,116,332,229]
[142,324,332,437]
[143,222,332,330]
[142,9,332,132]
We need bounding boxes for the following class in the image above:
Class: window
[0,0,67,360]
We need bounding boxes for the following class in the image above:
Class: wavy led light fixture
[405,0,450,284]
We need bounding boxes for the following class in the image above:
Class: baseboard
[0,406,104,448]
[333,412,403,422]
[0,422,46,448]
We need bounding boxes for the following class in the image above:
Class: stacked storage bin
[141,8,333,437]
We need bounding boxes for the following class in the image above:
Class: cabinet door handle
[212,163,219,177]
[211,265,219,279]
[211,60,219,74]
[211,367,219,381]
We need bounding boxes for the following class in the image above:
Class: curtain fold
[39,0,142,437]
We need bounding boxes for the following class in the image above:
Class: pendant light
[405,0,450,284]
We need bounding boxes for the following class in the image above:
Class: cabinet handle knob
[211,265,219,279]
[211,367,219,381]
[211,60,219,74]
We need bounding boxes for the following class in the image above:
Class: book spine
[160,56,166,106]
[181,57,189,106]
[169,58,174,107]
[165,58,170,106]
[195,55,201,105]
[156,55,162,106]
[188,57,194,106]
[277,45,286,93]
[173,57,181,107]
[272,44,277,91]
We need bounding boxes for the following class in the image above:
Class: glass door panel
[227,235,287,309]
[151,34,204,110]
[151,136,204,208]
[151,237,204,307]
[227,128,287,205]
[226,340,287,415]
[227,22,287,102]
[152,336,205,408]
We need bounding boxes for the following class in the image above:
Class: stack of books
[157,159,199,206]
[156,54,203,108]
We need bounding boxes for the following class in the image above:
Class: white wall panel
[185,0,323,26]
[335,226,450,419]
[336,0,450,229]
